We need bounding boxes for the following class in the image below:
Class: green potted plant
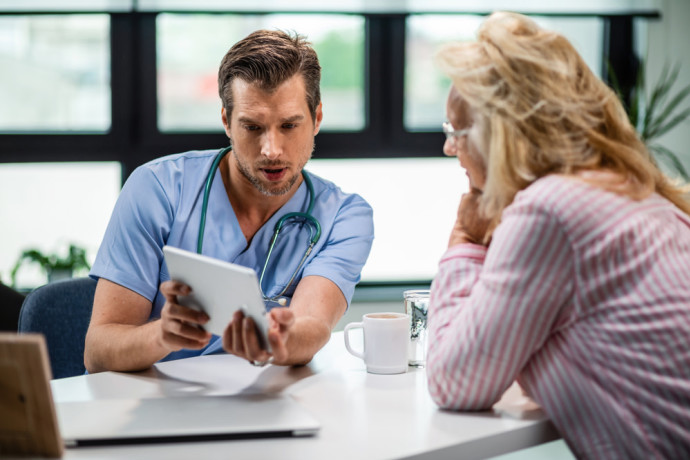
[609,61,690,180]
[10,244,91,288]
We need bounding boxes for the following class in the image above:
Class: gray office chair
[18,277,97,379]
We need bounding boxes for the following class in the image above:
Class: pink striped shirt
[427,174,690,459]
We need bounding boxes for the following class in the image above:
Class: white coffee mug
[343,312,409,374]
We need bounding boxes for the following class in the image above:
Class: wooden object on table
[0,333,63,458]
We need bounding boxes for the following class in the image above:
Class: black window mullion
[110,12,137,181]
[123,11,165,179]
[366,14,394,152]
[384,14,405,148]
[602,15,639,111]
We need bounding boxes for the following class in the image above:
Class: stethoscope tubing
[197,146,321,302]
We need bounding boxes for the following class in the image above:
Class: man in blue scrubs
[84,30,374,373]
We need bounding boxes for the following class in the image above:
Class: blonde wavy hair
[436,11,690,234]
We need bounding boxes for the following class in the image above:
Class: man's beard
[232,142,314,197]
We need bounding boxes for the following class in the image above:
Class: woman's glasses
[442,122,470,149]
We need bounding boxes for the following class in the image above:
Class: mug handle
[344,322,364,360]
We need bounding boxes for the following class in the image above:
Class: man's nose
[260,129,283,160]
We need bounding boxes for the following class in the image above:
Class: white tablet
[162,246,271,352]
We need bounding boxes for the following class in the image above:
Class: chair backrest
[18,277,97,379]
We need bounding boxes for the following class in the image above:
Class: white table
[51,331,559,459]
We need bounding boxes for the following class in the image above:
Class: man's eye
[244,125,260,131]
[283,123,297,129]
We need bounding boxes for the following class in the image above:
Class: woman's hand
[448,188,492,247]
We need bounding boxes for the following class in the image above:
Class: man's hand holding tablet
[162,246,275,365]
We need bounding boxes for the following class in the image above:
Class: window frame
[0,9,659,182]
[0,9,659,292]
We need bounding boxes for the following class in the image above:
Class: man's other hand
[222,307,296,365]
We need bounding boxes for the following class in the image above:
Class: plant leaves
[646,85,690,140]
[648,107,690,140]
[650,144,690,181]
[643,63,677,137]
[10,244,91,287]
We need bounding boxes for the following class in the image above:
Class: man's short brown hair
[218,29,322,122]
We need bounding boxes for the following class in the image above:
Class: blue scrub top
[90,149,374,360]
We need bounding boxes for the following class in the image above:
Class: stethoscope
[197,147,321,304]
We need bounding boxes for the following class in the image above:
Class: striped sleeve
[427,204,575,410]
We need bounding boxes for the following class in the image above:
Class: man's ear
[221,107,232,138]
[313,102,323,136]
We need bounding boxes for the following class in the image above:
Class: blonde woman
[427,11,690,459]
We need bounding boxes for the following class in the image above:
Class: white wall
[646,0,690,173]
[0,163,121,288]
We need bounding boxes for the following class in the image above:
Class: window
[405,15,483,131]
[0,15,110,133]
[157,14,365,132]
[404,15,604,131]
